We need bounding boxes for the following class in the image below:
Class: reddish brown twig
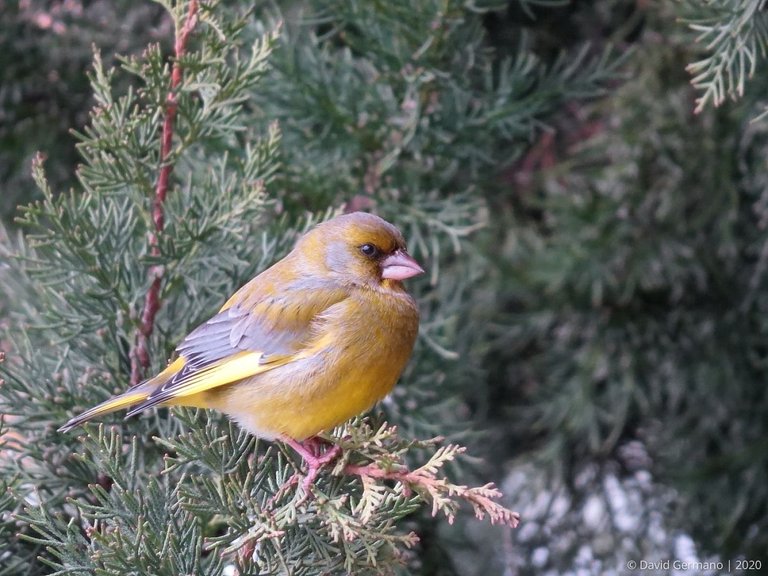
[131,0,199,386]
[344,454,521,528]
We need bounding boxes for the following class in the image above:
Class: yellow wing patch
[125,350,297,417]
[160,351,271,399]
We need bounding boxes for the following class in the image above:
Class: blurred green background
[2,0,766,574]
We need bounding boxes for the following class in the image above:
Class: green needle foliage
[489,6,768,568]
[7,0,768,574]
[0,1,624,573]
[683,0,768,113]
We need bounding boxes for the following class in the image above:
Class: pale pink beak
[381,250,424,281]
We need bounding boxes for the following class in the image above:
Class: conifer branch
[131,0,199,385]
[683,0,768,113]
[342,440,521,529]
[0,1,634,571]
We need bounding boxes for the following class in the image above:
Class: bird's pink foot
[282,436,342,492]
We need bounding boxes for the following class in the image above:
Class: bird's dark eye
[360,243,379,258]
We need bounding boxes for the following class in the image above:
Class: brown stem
[130,0,199,386]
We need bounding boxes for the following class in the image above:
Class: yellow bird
[60,211,423,484]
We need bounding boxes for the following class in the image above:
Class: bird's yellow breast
[190,287,419,440]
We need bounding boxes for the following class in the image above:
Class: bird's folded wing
[126,283,348,413]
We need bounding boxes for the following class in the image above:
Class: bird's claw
[267,437,342,508]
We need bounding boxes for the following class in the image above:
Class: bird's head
[298,212,424,288]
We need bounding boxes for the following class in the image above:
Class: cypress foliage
[489,1,768,570]
[7,1,767,574]
[0,1,619,573]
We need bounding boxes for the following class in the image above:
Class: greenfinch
[60,212,423,479]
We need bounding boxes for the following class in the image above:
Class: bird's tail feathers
[58,389,150,433]
[58,358,184,433]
